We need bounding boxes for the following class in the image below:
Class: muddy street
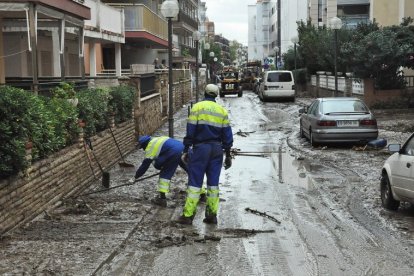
[1,91,414,275]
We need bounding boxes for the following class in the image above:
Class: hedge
[0,84,136,178]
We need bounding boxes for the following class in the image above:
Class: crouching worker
[134,135,187,207]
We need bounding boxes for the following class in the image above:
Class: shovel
[108,123,135,168]
[78,172,160,197]
[85,138,110,188]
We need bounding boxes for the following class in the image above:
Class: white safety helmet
[205,84,219,97]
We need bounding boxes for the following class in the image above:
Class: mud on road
[1,92,414,275]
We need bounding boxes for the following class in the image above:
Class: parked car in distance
[299,97,378,146]
[380,133,414,210]
[258,70,295,102]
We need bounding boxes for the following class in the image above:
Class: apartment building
[280,0,307,54]
[214,34,230,65]
[172,0,199,67]
[101,0,168,68]
[248,0,277,62]
[0,0,91,85]
[371,0,414,26]
[308,0,370,28]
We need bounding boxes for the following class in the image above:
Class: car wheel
[380,173,400,211]
[310,129,318,147]
[220,92,224,98]
[299,123,305,138]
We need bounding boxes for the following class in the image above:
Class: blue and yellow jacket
[135,137,184,178]
[183,97,233,152]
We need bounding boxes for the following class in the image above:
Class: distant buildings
[248,0,414,64]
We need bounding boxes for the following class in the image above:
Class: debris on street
[215,228,276,238]
[235,129,256,137]
[245,207,281,224]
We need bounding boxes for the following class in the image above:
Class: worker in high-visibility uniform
[134,135,187,207]
[177,84,233,225]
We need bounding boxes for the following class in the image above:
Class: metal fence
[5,77,89,96]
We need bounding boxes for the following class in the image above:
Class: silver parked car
[299,98,378,146]
[381,133,414,210]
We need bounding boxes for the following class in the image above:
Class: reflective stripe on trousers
[206,185,219,216]
[183,186,201,217]
[158,178,170,194]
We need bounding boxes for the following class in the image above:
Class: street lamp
[291,35,299,95]
[192,30,201,102]
[213,56,218,84]
[273,46,279,69]
[329,16,342,97]
[209,51,215,83]
[204,42,210,83]
[161,0,179,138]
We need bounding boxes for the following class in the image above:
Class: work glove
[224,153,232,170]
[181,152,189,165]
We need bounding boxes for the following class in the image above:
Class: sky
[204,0,257,46]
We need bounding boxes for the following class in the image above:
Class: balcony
[121,4,168,47]
[338,0,369,4]
[84,0,124,43]
[173,44,196,63]
[176,11,198,31]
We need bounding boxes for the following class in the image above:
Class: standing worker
[133,135,187,207]
[177,84,233,225]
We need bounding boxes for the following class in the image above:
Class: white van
[258,70,295,102]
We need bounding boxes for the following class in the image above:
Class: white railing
[96,69,131,76]
[312,74,364,95]
[352,79,364,95]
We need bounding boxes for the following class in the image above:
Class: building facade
[308,0,370,28]
[0,0,91,86]
[370,0,414,26]
[248,0,277,62]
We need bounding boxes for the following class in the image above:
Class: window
[321,100,369,114]
[267,72,292,82]
[308,101,319,115]
[403,136,414,156]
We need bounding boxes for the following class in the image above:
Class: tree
[297,18,414,89]
[343,19,414,89]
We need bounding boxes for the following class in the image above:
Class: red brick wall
[363,79,414,107]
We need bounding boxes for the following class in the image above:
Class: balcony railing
[123,4,167,40]
[179,44,196,58]
[178,12,198,30]
[84,0,124,38]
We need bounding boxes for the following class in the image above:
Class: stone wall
[0,120,135,235]
[0,72,193,236]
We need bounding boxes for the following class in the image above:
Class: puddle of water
[271,151,318,191]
